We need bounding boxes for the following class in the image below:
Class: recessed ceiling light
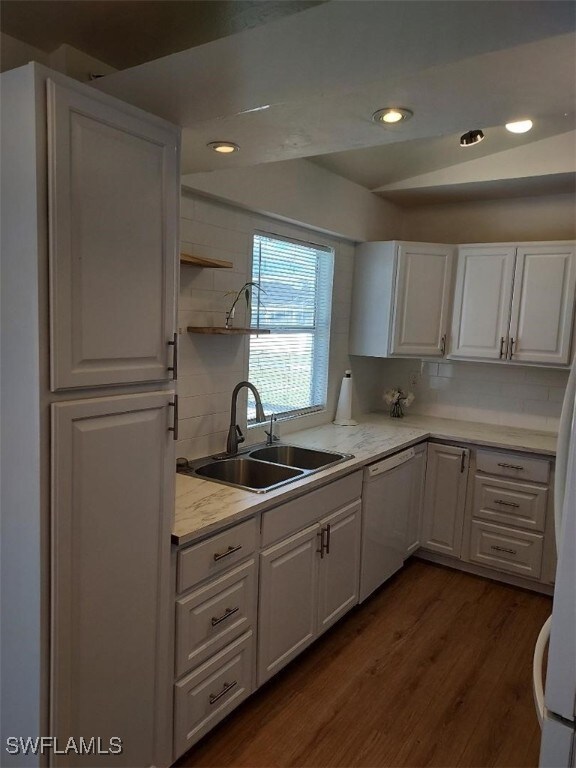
[207,141,240,154]
[372,107,413,125]
[460,129,485,147]
[505,119,533,134]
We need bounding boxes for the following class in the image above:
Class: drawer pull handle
[209,680,237,705]
[494,499,520,508]
[211,606,239,627]
[440,334,447,356]
[491,544,517,556]
[325,523,332,555]
[499,336,506,359]
[213,544,242,562]
[497,463,524,471]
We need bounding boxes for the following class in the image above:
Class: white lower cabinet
[316,502,362,634]
[174,631,254,758]
[462,448,553,583]
[406,444,427,556]
[258,473,362,686]
[421,443,469,558]
[258,500,362,685]
[258,525,319,684]
[468,520,543,579]
[173,519,258,760]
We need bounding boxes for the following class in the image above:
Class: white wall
[176,191,358,459]
[364,357,568,432]
[402,192,576,243]
[182,159,404,243]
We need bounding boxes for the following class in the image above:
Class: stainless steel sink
[249,444,350,471]
[178,443,354,493]
[193,457,305,492]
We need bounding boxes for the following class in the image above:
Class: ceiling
[3,0,575,205]
[0,1,323,69]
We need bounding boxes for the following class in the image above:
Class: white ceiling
[6,0,574,204]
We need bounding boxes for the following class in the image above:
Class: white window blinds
[248,232,334,422]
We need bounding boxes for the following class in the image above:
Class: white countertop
[173,413,557,546]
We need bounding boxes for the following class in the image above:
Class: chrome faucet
[225,381,266,455]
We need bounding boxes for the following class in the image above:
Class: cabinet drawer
[261,471,362,547]
[469,520,543,579]
[175,560,256,677]
[476,449,550,484]
[473,475,548,532]
[177,519,257,593]
[174,631,253,758]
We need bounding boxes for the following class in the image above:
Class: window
[247,232,334,422]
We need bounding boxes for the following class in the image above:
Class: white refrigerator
[534,360,576,767]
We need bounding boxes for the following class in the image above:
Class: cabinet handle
[508,337,515,360]
[211,606,239,627]
[494,499,520,508]
[209,680,237,705]
[440,334,447,356]
[497,462,524,471]
[168,396,179,440]
[325,523,332,555]
[460,450,467,473]
[317,528,326,559]
[499,337,506,359]
[167,332,178,380]
[490,544,517,556]
[213,544,242,562]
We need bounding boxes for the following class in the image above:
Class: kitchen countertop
[173,413,557,546]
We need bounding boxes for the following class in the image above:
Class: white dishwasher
[360,447,415,602]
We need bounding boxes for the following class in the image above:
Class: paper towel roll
[333,370,357,426]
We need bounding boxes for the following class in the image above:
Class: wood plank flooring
[176,560,552,768]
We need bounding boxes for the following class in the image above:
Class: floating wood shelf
[187,327,271,335]
[180,253,233,269]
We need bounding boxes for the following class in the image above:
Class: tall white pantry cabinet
[1,63,180,767]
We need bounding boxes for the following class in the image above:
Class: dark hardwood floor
[176,560,552,768]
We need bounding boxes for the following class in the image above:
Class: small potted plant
[383,388,415,418]
[224,281,264,329]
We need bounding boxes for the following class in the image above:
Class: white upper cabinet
[450,245,516,360]
[48,79,180,390]
[349,241,455,358]
[509,244,576,365]
[450,242,575,365]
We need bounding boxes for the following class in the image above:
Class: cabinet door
[47,79,179,390]
[508,244,576,365]
[258,525,319,685]
[450,246,516,359]
[51,392,174,767]
[421,443,469,557]
[406,445,427,556]
[392,243,455,357]
[317,501,361,634]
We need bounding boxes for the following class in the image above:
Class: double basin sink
[177,444,354,493]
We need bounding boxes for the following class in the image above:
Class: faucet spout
[225,381,266,455]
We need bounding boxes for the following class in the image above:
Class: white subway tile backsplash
[373,356,566,431]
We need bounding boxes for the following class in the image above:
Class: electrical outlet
[409,372,419,388]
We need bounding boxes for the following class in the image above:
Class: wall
[181,158,404,243]
[176,191,357,458]
[363,357,568,432]
[401,192,576,243]
[0,32,116,81]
